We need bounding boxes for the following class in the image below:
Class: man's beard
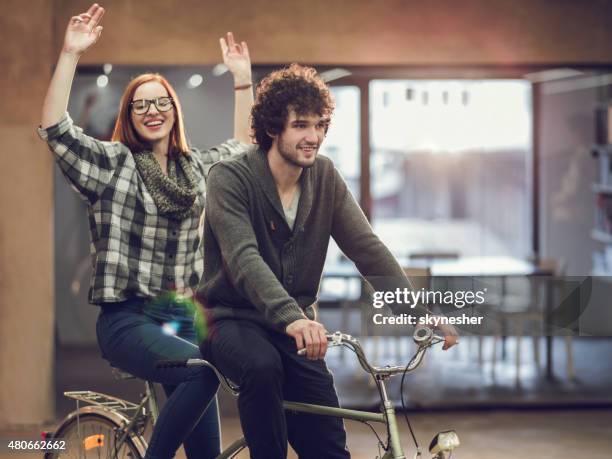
[278,135,318,169]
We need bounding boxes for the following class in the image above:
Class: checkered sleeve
[37,113,128,203]
[191,139,249,178]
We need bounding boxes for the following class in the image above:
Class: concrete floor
[2,315,611,459]
[225,409,612,458]
[2,409,611,458]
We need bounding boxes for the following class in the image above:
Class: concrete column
[0,0,55,426]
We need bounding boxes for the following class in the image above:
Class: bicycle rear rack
[64,391,142,415]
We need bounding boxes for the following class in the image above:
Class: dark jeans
[201,319,350,459]
[96,298,220,459]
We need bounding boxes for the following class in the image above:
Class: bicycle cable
[357,419,386,457]
[229,446,246,459]
[400,351,421,454]
[341,341,392,453]
[338,336,439,456]
[399,340,439,456]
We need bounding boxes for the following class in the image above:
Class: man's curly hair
[251,63,335,152]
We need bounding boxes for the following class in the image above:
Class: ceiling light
[320,68,352,83]
[96,75,108,88]
[187,73,204,88]
[212,64,228,76]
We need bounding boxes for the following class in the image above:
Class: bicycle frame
[60,385,408,459]
[283,395,406,459]
[210,329,443,459]
[215,382,406,459]
[55,327,457,459]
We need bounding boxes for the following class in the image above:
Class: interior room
[1,1,612,458]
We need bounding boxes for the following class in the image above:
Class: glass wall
[369,79,533,259]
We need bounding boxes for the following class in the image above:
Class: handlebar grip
[156,359,188,369]
[297,333,343,355]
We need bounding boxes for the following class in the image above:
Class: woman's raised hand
[220,32,252,86]
[63,3,105,56]
[221,32,254,143]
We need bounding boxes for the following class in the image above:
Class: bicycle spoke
[48,414,141,459]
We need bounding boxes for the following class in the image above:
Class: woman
[38,4,253,459]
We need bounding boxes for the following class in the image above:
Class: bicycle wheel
[45,412,143,459]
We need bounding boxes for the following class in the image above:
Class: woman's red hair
[112,73,189,157]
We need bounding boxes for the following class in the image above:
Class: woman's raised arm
[41,3,105,128]
[220,32,254,144]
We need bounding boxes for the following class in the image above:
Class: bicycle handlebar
[297,326,444,377]
[156,326,443,394]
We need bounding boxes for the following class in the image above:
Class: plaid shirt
[38,113,246,304]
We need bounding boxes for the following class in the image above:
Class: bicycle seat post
[145,380,159,425]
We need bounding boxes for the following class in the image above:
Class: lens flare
[162,321,179,336]
[150,291,209,342]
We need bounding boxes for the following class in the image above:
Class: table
[322,256,557,379]
[324,256,546,278]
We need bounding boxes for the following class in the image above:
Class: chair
[487,258,573,382]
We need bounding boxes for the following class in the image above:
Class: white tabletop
[427,256,540,277]
[324,256,544,278]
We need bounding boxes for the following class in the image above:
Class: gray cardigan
[196,147,428,331]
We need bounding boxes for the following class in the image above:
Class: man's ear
[267,130,278,143]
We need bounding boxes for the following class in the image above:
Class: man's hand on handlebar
[436,322,459,350]
[286,319,328,360]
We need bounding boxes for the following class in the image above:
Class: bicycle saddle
[110,366,137,381]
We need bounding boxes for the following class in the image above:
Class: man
[197,64,458,459]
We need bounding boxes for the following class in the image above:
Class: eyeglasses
[130,97,174,115]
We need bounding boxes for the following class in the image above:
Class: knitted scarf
[132,151,198,220]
